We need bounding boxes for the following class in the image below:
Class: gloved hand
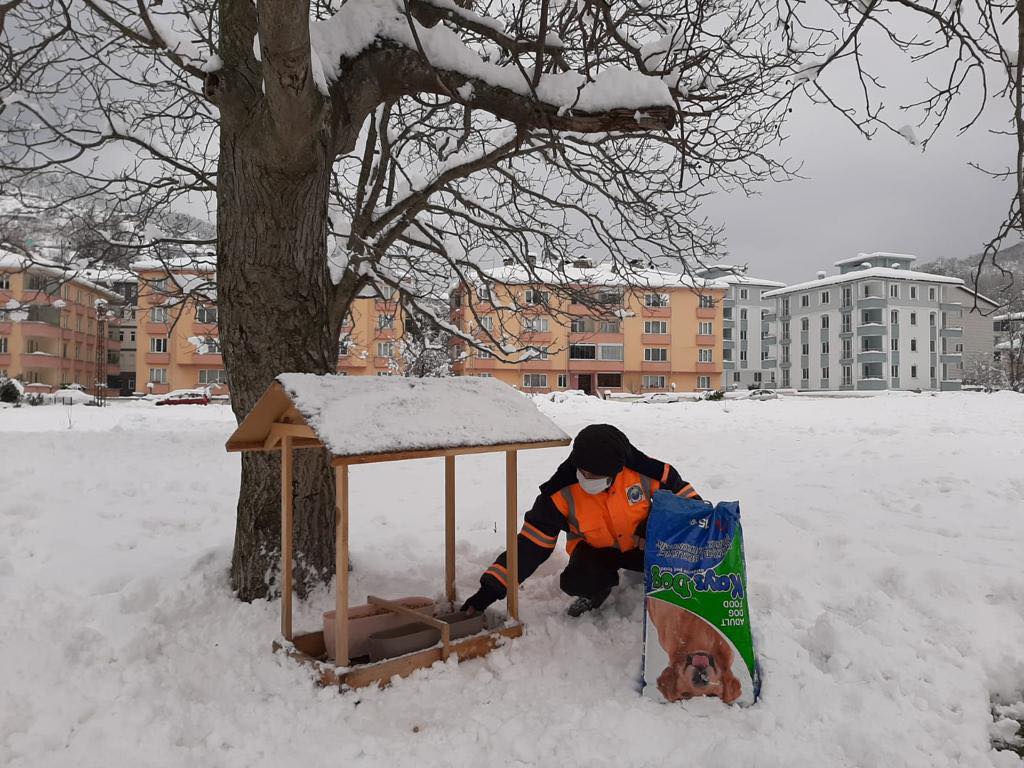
[460,586,500,616]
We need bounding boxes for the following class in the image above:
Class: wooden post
[445,454,456,605]
[335,464,350,667]
[280,436,294,641]
[505,450,519,621]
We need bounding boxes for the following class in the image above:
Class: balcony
[190,352,224,366]
[193,322,218,336]
[939,327,963,338]
[695,334,716,346]
[642,306,671,318]
[22,352,62,369]
[570,331,622,344]
[857,379,887,391]
[20,321,61,339]
[641,360,671,372]
[0,353,11,367]
[857,350,886,363]
[857,297,886,310]
[569,358,625,372]
[145,352,170,364]
[857,324,887,336]
[0,320,10,334]
[641,333,670,345]
[695,306,716,319]
[939,354,962,365]
[764,312,777,322]
[695,361,718,373]
[521,330,553,344]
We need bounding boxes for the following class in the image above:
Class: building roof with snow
[480,261,727,291]
[226,374,570,459]
[695,265,785,288]
[763,267,963,299]
[834,252,917,272]
[0,248,125,302]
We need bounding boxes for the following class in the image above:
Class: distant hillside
[918,242,1024,304]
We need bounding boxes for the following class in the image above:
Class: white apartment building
[697,265,786,389]
[763,253,966,392]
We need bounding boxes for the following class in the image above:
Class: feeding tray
[227,374,570,690]
[324,597,436,661]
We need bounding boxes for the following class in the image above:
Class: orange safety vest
[551,467,660,554]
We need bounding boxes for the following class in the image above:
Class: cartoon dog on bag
[647,596,742,703]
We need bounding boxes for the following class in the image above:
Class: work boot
[566,588,612,617]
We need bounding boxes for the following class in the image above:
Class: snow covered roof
[833,252,916,268]
[694,265,785,288]
[763,267,963,298]
[132,250,216,273]
[480,262,726,291]
[0,249,124,302]
[226,374,570,459]
[994,311,1024,322]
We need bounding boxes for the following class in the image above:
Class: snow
[2,393,1024,767]
[275,373,569,456]
[0,249,123,302]
[308,0,672,111]
[481,261,724,290]
[763,267,964,297]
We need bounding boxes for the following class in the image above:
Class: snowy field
[2,392,1023,768]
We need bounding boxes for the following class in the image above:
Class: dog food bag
[642,490,760,706]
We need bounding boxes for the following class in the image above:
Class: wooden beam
[505,449,519,621]
[445,454,456,605]
[270,422,317,440]
[227,437,325,453]
[335,464,350,667]
[331,438,570,466]
[280,435,294,640]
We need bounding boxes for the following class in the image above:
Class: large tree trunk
[217,114,340,601]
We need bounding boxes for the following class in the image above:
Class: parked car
[154,389,210,406]
[747,389,779,401]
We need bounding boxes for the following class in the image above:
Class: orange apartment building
[0,250,123,391]
[135,258,404,393]
[449,262,727,393]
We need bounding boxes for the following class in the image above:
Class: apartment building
[337,285,406,376]
[450,262,727,393]
[0,250,123,391]
[763,252,966,391]
[697,265,786,390]
[134,255,224,395]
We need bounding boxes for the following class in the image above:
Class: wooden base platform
[272,623,524,689]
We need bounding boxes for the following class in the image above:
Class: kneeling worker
[462,424,702,618]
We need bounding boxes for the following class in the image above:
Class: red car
[154,389,210,406]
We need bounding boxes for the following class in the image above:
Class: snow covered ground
[1,392,1023,768]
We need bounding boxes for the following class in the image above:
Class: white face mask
[576,469,611,495]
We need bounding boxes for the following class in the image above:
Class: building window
[782,369,791,387]
[723,348,733,362]
[198,369,226,385]
[734,371,742,383]
[379,285,396,301]
[723,307,733,320]
[739,330,747,343]
[699,295,714,308]
[597,344,623,361]
[911,365,918,378]
[338,339,350,357]
[841,313,851,333]
[524,289,549,306]
[201,336,221,354]
[929,338,936,352]
[820,291,830,305]
[150,306,169,323]
[0,337,6,353]
[781,321,790,341]
[476,373,493,378]
[739,288,748,300]
[891,338,899,352]
[524,316,550,333]
[842,366,852,386]
[643,375,667,388]
[697,375,711,390]
[377,341,394,357]
[889,284,899,299]
[698,321,713,335]
[378,314,395,330]
[822,367,830,379]
[0,274,9,290]
[196,306,218,324]
[929,287,936,301]
[476,284,491,302]
[376,372,394,377]
[800,317,809,331]
[821,315,830,329]
[644,320,668,334]
[149,368,167,384]
[569,343,596,360]
[782,346,790,363]
[599,320,620,333]
[740,349,748,362]
[821,341,830,354]
[596,373,622,388]
[910,285,918,300]
[891,364,899,379]
[930,365,936,379]
[801,294,809,308]
[557,374,568,388]
[801,343,809,356]
[753,372,762,384]
[842,339,852,358]
[644,347,668,362]
[910,312,917,326]
[478,316,493,332]
[644,293,669,308]
[523,373,547,388]
[842,288,852,307]
[929,313,936,327]
[890,310,899,325]
[910,338,917,352]
[698,348,713,363]
[802,367,810,381]
[150,337,168,353]
[570,317,592,333]
[782,298,790,315]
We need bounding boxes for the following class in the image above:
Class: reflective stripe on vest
[560,487,583,546]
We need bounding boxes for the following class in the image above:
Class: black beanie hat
[570,424,630,477]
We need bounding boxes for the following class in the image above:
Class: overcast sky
[702,61,1015,285]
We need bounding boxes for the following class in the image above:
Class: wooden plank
[280,436,294,640]
[335,464,350,667]
[271,422,317,440]
[272,624,524,690]
[505,450,519,621]
[444,455,456,604]
[227,437,324,453]
[330,439,570,466]
[264,431,281,451]
[367,595,451,660]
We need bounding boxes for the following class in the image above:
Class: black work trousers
[559,542,644,598]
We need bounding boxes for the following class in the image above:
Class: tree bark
[217,108,340,601]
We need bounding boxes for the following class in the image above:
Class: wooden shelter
[226,374,570,689]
